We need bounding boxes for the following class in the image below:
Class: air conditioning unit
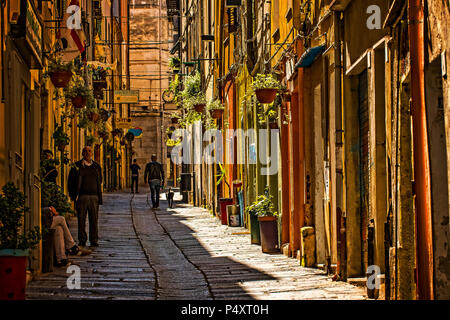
[226,0,241,7]
[10,0,21,24]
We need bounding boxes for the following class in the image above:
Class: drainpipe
[408,0,434,300]
[333,11,346,281]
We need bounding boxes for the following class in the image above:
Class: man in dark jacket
[130,159,141,193]
[68,146,103,247]
[144,154,164,209]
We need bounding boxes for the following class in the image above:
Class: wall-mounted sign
[10,0,42,68]
[164,103,178,111]
[116,118,132,129]
[114,90,139,104]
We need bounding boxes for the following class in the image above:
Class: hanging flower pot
[269,121,279,129]
[49,71,73,88]
[93,89,104,100]
[88,112,100,123]
[57,144,66,152]
[194,104,206,113]
[255,88,278,104]
[99,108,110,121]
[282,92,292,102]
[71,96,87,109]
[211,108,223,119]
[98,131,109,140]
[112,128,123,137]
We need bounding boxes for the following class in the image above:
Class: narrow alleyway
[27,194,366,300]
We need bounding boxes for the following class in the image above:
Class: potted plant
[251,74,281,104]
[267,108,279,129]
[207,99,225,119]
[87,108,100,123]
[65,78,92,109]
[112,128,123,137]
[170,111,181,124]
[98,128,109,140]
[99,108,110,122]
[86,135,98,146]
[247,186,279,253]
[169,56,181,73]
[47,59,73,88]
[52,125,70,151]
[0,183,41,300]
[191,93,207,113]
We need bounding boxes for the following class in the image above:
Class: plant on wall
[251,73,281,104]
[207,99,224,119]
[52,125,70,151]
[168,56,181,72]
[64,76,94,109]
[45,58,74,88]
[86,135,98,146]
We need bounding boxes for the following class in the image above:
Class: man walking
[130,159,141,193]
[144,154,164,209]
[68,146,103,247]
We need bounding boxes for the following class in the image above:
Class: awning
[128,127,143,138]
[295,44,326,69]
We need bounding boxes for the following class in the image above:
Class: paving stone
[26,192,366,300]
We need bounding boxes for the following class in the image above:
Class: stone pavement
[27,192,366,300]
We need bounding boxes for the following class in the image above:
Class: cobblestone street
[27,193,366,300]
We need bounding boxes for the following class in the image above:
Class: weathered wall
[426,0,450,300]
[129,0,171,186]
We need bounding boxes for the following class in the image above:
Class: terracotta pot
[49,71,73,88]
[258,216,279,253]
[71,96,87,109]
[255,88,278,104]
[282,92,292,102]
[93,80,107,89]
[88,112,100,123]
[211,109,223,119]
[93,89,104,100]
[269,121,279,129]
[194,104,206,113]
[57,144,66,152]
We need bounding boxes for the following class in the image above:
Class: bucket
[258,216,279,253]
[219,198,233,225]
[0,249,29,300]
[227,204,240,227]
[250,214,261,244]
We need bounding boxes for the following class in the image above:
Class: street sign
[116,118,132,129]
[164,103,178,110]
[114,90,139,104]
